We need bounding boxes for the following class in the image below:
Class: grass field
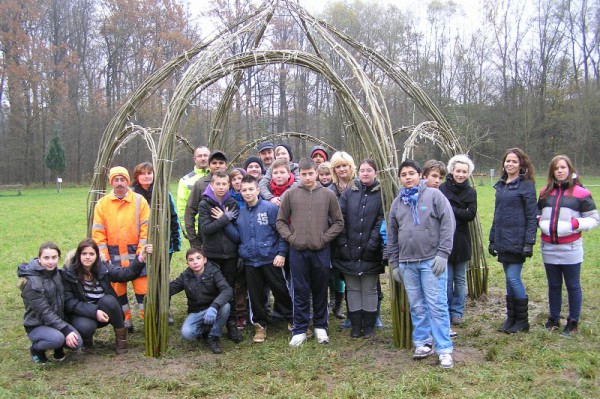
[1,180,599,398]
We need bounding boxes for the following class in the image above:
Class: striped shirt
[82,280,105,303]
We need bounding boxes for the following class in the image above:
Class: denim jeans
[28,325,83,351]
[180,303,230,340]
[544,263,582,321]
[399,258,453,354]
[447,261,468,318]
[502,263,527,299]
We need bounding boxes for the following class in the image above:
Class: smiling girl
[538,155,599,335]
[18,242,83,364]
[489,148,537,334]
[61,239,151,354]
[439,155,477,327]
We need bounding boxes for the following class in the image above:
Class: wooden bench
[0,184,24,195]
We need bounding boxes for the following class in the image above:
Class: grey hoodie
[387,181,455,265]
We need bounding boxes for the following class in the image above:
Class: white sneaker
[289,333,307,347]
[314,328,329,344]
[412,344,433,359]
[449,328,458,338]
[439,353,454,369]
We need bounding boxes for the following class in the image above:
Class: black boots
[227,319,243,343]
[362,311,377,339]
[348,311,363,338]
[205,335,223,354]
[498,295,515,332]
[506,297,529,334]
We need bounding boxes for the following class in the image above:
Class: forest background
[1,0,599,185]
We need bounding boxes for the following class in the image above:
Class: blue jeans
[502,263,527,299]
[544,263,582,321]
[399,259,453,354]
[180,303,230,340]
[28,326,83,351]
[447,261,468,318]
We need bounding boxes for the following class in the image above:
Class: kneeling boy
[169,247,233,354]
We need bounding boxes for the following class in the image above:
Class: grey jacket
[387,181,455,266]
[18,259,74,335]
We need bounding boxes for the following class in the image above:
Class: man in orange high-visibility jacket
[92,166,150,333]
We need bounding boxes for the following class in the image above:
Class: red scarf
[270,173,295,198]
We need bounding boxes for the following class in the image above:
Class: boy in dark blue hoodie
[227,175,292,343]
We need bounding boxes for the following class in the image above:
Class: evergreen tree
[44,130,67,177]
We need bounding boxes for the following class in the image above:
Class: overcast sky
[186,0,486,41]
[187,0,484,25]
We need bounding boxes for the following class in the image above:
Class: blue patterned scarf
[400,187,420,225]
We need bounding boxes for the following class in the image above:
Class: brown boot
[114,327,128,355]
[253,323,266,343]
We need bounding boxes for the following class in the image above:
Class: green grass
[1,181,599,398]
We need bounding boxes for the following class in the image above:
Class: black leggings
[71,295,124,340]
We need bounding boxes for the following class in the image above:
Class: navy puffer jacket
[489,175,537,257]
[333,179,384,275]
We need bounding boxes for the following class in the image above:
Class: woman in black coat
[439,155,477,326]
[334,159,384,338]
[62,238,151,354]
[489,148,537,334]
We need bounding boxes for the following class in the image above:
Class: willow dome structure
[87,0,487,356]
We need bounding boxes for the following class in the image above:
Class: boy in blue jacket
[170,247,233,354]
[227,175,292,343]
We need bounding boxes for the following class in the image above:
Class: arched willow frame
[88,0,487,357]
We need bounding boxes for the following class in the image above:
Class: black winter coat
[18,259,74,335]
[489,175,537,262]
[439,175,478,263]
[61,259,146,319]
[132,183,181,254]
[198,192,240,259]
[333,179,384,275]
[169,261,233,314]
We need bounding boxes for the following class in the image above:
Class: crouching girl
[18,242,83,364]
[61,238,152,354]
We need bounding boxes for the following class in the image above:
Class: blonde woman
[439,155,477,327]
[329,151,357,322]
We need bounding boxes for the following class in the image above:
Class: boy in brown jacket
[276,158,344,347]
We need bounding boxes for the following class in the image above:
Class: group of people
[18,142,597,370]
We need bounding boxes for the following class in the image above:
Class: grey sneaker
[439,353,454,369]
[451,316,463,325]
[413,344,433,359]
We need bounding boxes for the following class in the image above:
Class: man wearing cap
[92,166,150,332]
[257,141,275,170]
[177,146,211,231]
[184,150,229,248]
